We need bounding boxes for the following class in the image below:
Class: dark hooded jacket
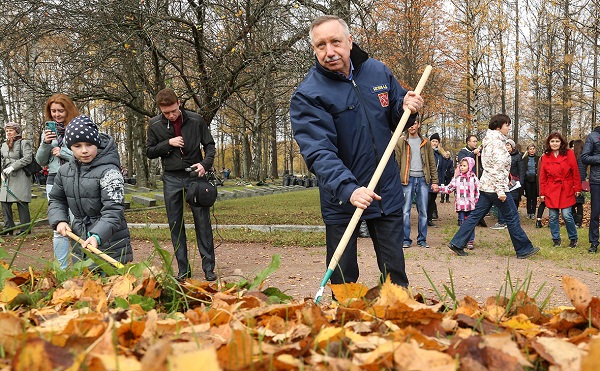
[290,43,414,224]
[48,133,133,264]
[581,126,600,185]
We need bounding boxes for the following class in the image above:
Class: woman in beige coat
[1,122,33,235]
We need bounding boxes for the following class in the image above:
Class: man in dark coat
[147,88,217,281]
[581,126,600,253]
[290,15,423,287]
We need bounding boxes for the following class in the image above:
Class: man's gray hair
[309,15,350,44]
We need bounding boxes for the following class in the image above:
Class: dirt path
[5,200,600,307]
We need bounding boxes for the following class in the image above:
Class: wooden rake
[66,231,125,269]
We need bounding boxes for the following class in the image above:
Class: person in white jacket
[447,114,540,259]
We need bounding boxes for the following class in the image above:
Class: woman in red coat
[539,132,582,248]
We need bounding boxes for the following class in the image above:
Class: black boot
[535,219,543,228]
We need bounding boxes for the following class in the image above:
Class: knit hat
[4,122,22,134]
[506,139,516,149]
[64,115,100,149]
[429,133,440,142]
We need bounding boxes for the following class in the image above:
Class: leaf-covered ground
[1,258,599,370]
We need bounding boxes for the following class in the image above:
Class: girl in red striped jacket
[439,157,480,249]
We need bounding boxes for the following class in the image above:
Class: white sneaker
[490,223,507,230]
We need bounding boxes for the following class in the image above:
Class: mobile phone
[45,121,57,134]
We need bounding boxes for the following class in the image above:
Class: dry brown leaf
[139,339,171,370]
[169,347,221,371]
[545,308,587,332]
[532,337,586,370]
[455,295,481,317]
[354,340,397,368]
[107,274,137,299]
[116,320,146,348]
[587,297,600,329]
[80,279,108,313]
[375,279,410,307]
[392,340,456,371]
[50,286,81,306]
[562,275,592,313]
[11,337,80,370]
[216,329,257,370]
[301,302,330,333]
[582,337,600,371]
[482,332,533,367]
[87,354,142,371]
[274,353,304,370]
[328,282,369,304]
[0,312,24,355]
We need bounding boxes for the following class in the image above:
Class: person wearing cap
[490,138,525,230]
[427,132,453,227]
[395,116,438,249]
[1,122,33,235]
[146,88,217,282]
[48,115,133,265]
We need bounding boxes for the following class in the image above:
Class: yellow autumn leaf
[169,347,221,371]
[375,279,410,306]
[328,282,369,304]
[0,283,21,303]
[109,274,137,299]
[313,326,344,349]
[500,314,544,338]
[582,337,600,371]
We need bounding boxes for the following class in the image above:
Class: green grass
[129,227,326,247]
[126,188,322,225]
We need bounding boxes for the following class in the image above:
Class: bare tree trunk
[270,110,278,179]
[561,0,571,137]
[513,0,520,142]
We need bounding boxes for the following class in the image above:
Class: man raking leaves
[290,15,428,302]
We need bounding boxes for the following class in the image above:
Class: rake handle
[66,231,124,269]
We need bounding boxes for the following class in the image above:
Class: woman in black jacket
[523,144,539,219]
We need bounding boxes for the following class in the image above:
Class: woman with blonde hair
[35,93,80,268]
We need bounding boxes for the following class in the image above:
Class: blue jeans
[590,184,600,246]
[47,183,71,269]
[450,191,535,257]
[402,176,429,245]
[549,207,578,241]
[325,212,408,287]
[497,190,520,224]
[458,211,475,242]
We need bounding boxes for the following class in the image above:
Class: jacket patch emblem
[378,92,389,107]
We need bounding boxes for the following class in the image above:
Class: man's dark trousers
[163,173,215,276]
[325,211,408,287]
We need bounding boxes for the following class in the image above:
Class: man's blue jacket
[290,44,413,224]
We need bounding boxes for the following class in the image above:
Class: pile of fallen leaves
[1,265,600,370]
